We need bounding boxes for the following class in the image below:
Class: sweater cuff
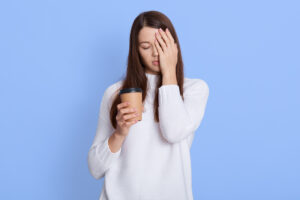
[105,137,122,156]
[158,84,181,105]
[99,136,121,164]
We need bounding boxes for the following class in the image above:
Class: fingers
[117,102,130,110]
[155,31,167,52]
[119,107,136,116]
[117,107,135,120]
[154,37,163,55]
[158,28,171,48]
[165,28,175,44]
[124,119,137,127]
[163,28,177,52]
[123,112,139,121]
[123,116,138,126]
[118,113,138,128]
[116,102,139,124]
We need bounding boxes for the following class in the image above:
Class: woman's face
[138,26,161,75]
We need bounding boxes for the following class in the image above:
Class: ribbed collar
[145,72,159,86]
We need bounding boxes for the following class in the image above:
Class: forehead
[138,26,159,44]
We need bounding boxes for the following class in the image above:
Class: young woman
[88,10,209,200]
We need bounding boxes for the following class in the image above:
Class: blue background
[0,0,299,199]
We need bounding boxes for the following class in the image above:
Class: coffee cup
[119,87,143,122]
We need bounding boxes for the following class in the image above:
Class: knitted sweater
[88,72,209,200]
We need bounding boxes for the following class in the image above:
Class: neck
[145,72,159,78]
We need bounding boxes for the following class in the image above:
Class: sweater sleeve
[158,79,209,144]
[87,87,121,180]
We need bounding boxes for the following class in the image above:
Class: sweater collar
[145,72,159,84]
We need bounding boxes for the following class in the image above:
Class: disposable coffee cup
[119,87,143,122]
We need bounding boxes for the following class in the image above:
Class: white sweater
[88,72,209,200]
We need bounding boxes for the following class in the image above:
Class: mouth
[152,60,159,65]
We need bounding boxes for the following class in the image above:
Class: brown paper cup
[119,87,143,122]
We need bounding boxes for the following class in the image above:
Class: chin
[146,66,161,74]
[154,68,161,72]
[152,65,160,70]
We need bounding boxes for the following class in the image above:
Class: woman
[88,10,209,200]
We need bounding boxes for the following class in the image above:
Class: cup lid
[119,87,143,95]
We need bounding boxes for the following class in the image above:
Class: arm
[158,79,209,144]
[87,87,122,179]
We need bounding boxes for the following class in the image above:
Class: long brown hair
[109,10,185,129]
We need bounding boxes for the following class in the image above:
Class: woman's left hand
[154,28,178,76]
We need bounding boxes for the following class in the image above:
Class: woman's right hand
[115,102,139,137]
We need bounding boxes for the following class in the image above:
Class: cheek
[139,50,151,62]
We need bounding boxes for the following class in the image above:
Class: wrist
[162,73,177,85]
[113,131,126,141]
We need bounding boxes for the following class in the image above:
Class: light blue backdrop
[0,0,299,199]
